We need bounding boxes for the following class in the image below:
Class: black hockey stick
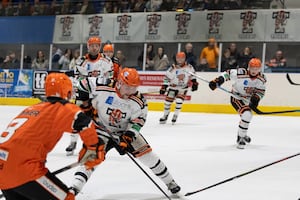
[99,126,172,200]
[186,71,300,115]
[286,73,300,85]
[185,152,300,196]
[0,162,79,199]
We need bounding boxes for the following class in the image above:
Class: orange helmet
[45,72,72,100]
[176,52,186,59]
[118,67,140,86]
[248,58,261,68]
[103,44,114,52]
[87,36,101,47]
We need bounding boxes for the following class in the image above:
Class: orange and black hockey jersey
[0,99,98,189]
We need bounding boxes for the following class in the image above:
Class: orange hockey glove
[78,142,105,170]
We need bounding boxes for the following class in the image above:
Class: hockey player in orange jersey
[0,73,105,200]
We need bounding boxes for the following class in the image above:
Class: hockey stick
[0,162,79,199]
[185,152,300,196]
[186,71,300,115]
[286,73,300,85]
[99,126,172,200]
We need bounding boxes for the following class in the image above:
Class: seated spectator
[131,0,146,12]
[153,46,169,71]
[69,48,81,71]
[137,43,155,70]
[266,50,287,68]
[221,48,236,71]
[2,51,20,69]
[31,50,49,70]
[237,46,255,69]
[52,46,62,69]
[58,48,72,70]
[145,0,162,12]
[116,50,126,66]
[184,42,197,68]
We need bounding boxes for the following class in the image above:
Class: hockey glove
[191,79,199,92]
[249,94,260,109]
[209,76,225,91]
[114,131,136,155]
[159,85,168,95]
[78,142,105,170]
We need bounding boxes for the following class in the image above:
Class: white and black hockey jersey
[221,68,266,101]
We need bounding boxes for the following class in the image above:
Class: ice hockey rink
[0,105,300,200]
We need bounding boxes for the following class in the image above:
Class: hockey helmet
[118,67,140,87]
[45,72,72,100]
[248,58,261,68]
[248,58,262,76]
[176,52,186,65]
[103,44,114,52]
[87,36,101,47]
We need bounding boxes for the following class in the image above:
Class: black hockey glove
[191,79,199,92]
[249,94,260,109]
[209,76,225,91]
[159,85,168,95]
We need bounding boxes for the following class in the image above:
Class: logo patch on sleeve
[0,149,9,161]
[105,96,114,105]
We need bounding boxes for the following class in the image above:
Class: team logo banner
[264,9,296,41]
[113,13,146,43]
[53,15,83,43]
[53,10,300,43]
[0,69,33,97]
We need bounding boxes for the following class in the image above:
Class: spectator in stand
[160,0,175,11]
[145,0,162,12]
[2,51,20,69]
[31,50,49,70]
[266,50,287,68]
[69,48,81,71]
[228,43,239,66]
[52,46,62,69]
[237,46,255,69]
[58,48,73,70]
[119,0,130,12]
[199,37,219,71]
[116,50,126,66]
[221,48,237,71]
[131,0,146,12]
[153,46,169,71]
[184,42,197,69]
[137,43,155,70]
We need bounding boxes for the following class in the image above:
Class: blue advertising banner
[0,69,33,97]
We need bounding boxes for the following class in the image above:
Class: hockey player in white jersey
[159,51,198,124]
[208,58,266,149]
[65,36,113,155]
[69,68,181,196]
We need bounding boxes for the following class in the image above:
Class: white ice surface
[0,105,300,200]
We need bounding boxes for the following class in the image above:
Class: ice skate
[167,180,181,194]
[65,142,77,156]
[237,136,246,149]
[244,135,251,143]
[171,114,178,125]
[159,115,168,124]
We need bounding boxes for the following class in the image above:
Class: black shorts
[2,171,69,200]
